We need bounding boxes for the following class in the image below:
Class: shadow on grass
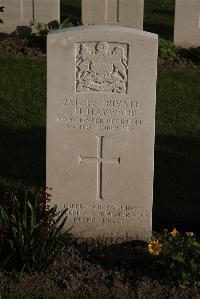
[0,128,199,232]
[152,8,174,16]
[60,0,81,21]
[0,126,45,191]
[153,134,200,232]
[144,0,175,40]
[144,22,174,40]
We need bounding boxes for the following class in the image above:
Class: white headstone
[47,25,158,242]
[22,0,60,23]
[0,0,22,34]
[82,0,144,29]
[0,0,60,34]
[174,0,200,48]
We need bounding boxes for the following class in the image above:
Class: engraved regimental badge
[76,42,128,93]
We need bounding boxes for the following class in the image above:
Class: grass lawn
[0,59,200,231]
[60,0,175,40]
[155,69,200,231]
[0,59,46,194]
[144,0,175,40]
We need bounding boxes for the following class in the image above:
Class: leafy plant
[148,228,200,285]
[32,16,80,39]
[158,38,177,62]
[28,16,80,50]
[0,188,71,274]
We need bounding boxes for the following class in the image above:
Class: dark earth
[0,33,200,298]
[0,34,46,59]
[1,238,200,298]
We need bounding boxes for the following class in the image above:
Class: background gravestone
[0,0,60,34]
[82,0,144,29]
[0,0,22,34]
[47,25,158,242]
[22,0,60,23]
[174,0,200,48]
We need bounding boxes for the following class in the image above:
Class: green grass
[0,59,46,194]
[154,69,200,231]
[61,0,175,40]
[144,0,175,40]
[60,0,81,21]
[0,59,200,231]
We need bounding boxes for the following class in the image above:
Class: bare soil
[158,56,200,70]
[0,34,45,59]
[0,239,200,298]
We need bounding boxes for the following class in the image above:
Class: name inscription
[57,97,143,132]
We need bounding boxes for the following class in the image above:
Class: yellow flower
[171,228,180,237]
[186,232,194,237]
[148,240,162,256]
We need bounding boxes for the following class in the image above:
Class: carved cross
[105,0,120,23]
[79,136,120,200]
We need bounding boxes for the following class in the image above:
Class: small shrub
[32,16,80,39]
[29,17,80,51]
[0,188,71,274]
[148,228,200,285]
[158,38,177,62]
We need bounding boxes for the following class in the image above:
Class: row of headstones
[1,1,196,242]
[1,0,200,48]
[83,0,200,48]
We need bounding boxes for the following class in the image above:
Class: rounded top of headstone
[48,25,158,41]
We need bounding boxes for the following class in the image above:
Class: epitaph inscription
[64,203,149,226]
[76,42,128,93]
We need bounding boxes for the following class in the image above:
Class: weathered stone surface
[0,0,23,34]
[174,0,200,48]
[82,0,144,29]
[0,0,60,34]
[47,25,158,242]
[30,0,60,23]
